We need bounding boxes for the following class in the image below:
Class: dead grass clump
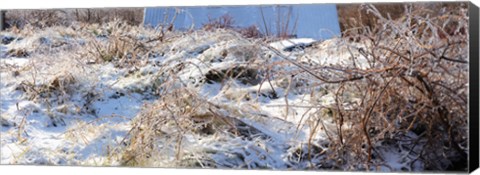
[2,27,83,58]
[336,2,467,40]
[4,9,70,29]
[6,48,29,57]
[83,21,152,67]
[120,89,239,167]
[201,15,263,39]
[17,72,76,103]
[203,14,236,31]
[238,25,264,39]
[286,141,333,169]
[335,5,467,171]
[72,8,143,26]
[15,72,78,127]
[272,4,468,171]
[205,66,261,85]
[337,3,405,39]
[118,59,276,167]
[4,8,143,29]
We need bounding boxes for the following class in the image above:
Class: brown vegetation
[0,3,470,171]
[283,3,469,171]
[4,8,143,29]
[336,2,468,40]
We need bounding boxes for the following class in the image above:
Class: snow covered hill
[0,22,424,171]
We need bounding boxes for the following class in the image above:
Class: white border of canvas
[0,0,478,175]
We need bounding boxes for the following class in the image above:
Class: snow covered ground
[268,38,316,52]
[0,24,423,171]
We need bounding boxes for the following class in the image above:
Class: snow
[0,26,424,171]
[0,45,6,58]
[268,38,317,52]
[0,34,149,164]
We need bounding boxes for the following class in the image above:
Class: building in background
[143,4,341,40]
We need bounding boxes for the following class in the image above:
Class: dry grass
[83,21,148,66]
[115,30,272,167]
[0,3,470,171]
[121,89,237,167]
[4,8,143,29]
[277,3,469,171]
[336,2,467,40]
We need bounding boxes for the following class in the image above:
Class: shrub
[202,14,236,31]
[4,8,143,29]
[336,2,467,39]
[271,3,468,171]
[238,25,263,39]
[83,20,152,67]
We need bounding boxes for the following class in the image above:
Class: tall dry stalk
[269,3,469,171]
